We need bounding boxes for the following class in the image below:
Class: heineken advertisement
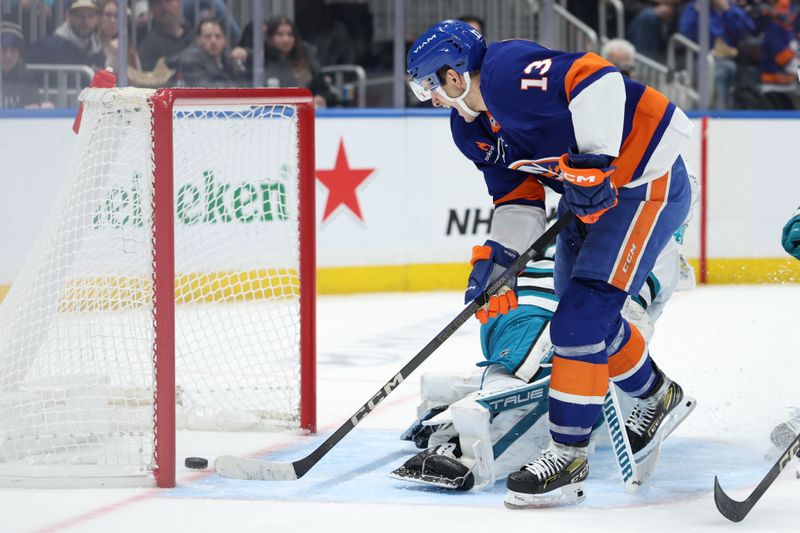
[93,169,292,229]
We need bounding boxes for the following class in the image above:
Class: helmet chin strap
[436,72,480,118]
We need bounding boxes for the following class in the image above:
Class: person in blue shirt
[678,0,756,109]
[759,0,798,110]
[626,0,679,64]
[406,20,696,507]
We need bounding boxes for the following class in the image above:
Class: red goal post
[151,88,317,487]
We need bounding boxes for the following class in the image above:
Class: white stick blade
[214,455,298,480]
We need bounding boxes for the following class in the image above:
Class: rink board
[3,109,800,301]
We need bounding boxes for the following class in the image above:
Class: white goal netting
[0,88,311,484]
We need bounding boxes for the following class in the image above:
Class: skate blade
[503,484,585,509]
[387,468,466,490]
[634,396,696,462]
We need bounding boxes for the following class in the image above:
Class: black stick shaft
[291,212,575,478]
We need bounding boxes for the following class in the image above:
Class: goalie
[390,227,695,505]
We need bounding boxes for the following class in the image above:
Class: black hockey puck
[184,457,209,469]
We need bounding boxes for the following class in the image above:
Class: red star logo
[316,139,375,222]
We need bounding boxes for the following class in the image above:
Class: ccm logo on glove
[558,148,618,225]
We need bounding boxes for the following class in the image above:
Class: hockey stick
[603,384,641,493]
[714,431,800,522]
[215,211,576,481]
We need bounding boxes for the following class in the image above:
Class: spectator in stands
[601,38,637,78]
[627,0,679,64]
[1,22,53,108]
[759,0,798,109]
[96,0,141,70]
[679,0,756,109]
[95,0,174,87]
[181,0,241,47]
[239,16,337,107]
[25,0,105,70]
[138,0,194,72]
[178,19,244,87]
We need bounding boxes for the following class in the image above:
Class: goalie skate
[389,441,475,491]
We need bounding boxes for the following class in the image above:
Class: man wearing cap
[2,22,51,109]
[26,0,105,70]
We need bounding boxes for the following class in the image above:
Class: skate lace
[627,396,657,437]
[522,449,566,481]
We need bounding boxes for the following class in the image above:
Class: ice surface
[4,286,800,532]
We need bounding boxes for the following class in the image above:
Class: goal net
[0,88,316,487]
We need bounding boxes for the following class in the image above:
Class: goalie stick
[214,212,576,481]
[714,431,800,522]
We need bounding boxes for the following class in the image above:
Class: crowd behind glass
[1,0,799,110]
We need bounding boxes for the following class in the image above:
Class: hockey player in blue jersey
[406,20,696,506]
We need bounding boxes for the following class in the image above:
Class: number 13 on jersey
[521,58,551,91]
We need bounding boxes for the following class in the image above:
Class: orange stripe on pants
[609,172,669,291]
[550,357,609,398]
[608,324,646,379]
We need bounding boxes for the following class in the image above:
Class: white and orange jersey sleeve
[563,52,625,158]
[563,52,693,189]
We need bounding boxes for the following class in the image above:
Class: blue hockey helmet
[406,19,487,102]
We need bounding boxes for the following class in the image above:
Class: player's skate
[389,439,475,491]
[625,367,696,461]
[504,440,588,509]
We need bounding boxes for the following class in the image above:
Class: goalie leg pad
[418,372,481,413]
[451,367,552,488]
[392,368,552,491]
[399,372,482,450]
